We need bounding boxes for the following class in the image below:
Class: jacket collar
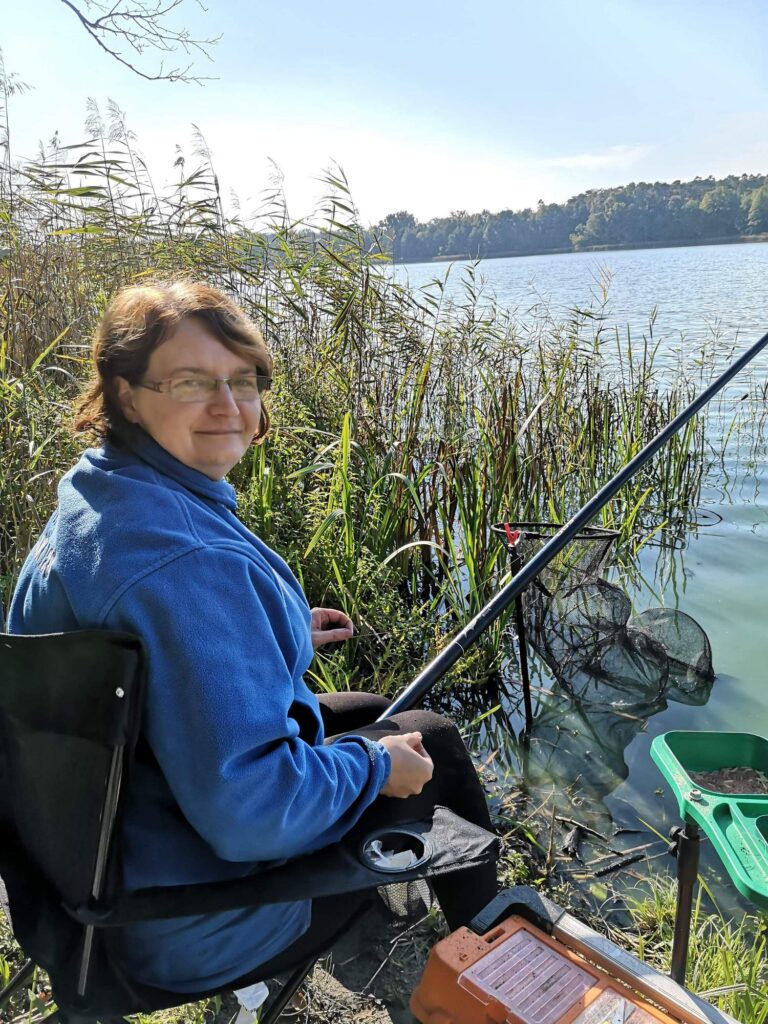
[125,430,238,510]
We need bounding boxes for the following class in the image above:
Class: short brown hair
[73,280,273,444]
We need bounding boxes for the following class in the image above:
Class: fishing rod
[379,328,768,721]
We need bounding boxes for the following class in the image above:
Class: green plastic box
[650,731,768,909]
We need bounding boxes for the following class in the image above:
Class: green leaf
[31,324,73,371]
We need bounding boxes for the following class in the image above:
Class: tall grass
[626,878,768,1023]
[1,86,710,698]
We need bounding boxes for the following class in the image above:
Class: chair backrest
[0,631,145,960]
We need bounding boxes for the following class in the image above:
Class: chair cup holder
[358,827,432,874]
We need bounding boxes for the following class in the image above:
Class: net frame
[492,522,620,588]
[491,520,712,729]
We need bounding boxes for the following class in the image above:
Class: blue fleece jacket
[8,433,391,992]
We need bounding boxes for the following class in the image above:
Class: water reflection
[518,618,716,830]
[458,533,716,834]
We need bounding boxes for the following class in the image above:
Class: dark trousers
[229,694,496,986]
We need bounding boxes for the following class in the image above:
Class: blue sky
[3,0,768,223]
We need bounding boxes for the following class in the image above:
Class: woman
[9,281,496,996]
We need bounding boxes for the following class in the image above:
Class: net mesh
[493,522,714,695]
[377,879,433,918]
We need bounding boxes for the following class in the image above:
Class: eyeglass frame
[135,372,272,403]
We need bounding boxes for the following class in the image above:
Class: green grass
[625,878,768,1023]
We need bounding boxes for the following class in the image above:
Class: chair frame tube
[0,958,35,1009]
[77,746,125,998]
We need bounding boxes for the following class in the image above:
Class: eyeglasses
[137,373,272,403]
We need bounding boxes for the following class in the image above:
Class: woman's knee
[317,691,391,712]
[318,691,392,736]
[339,709,468,771]
[389,709,463,747]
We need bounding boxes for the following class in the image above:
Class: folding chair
[0,630,498,1024]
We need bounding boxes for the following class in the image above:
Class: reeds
[1,88,711,697]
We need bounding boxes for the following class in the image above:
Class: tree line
[374,174,768,262]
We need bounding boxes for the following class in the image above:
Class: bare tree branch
[58,0,218,83]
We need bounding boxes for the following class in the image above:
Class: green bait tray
[651,731,768,909]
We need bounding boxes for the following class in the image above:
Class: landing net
[492,522,713,702]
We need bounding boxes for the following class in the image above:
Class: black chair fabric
[79,803,495,925]
[0,631,145,909]
[0,630,499,1020]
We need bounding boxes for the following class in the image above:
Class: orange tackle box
[410,888,739,1024]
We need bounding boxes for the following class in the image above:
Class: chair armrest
[68,807,499,926]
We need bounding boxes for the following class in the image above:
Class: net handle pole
[379,328,768,721]
[509,545,534,734]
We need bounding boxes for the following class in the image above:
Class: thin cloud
[541,144,654,172]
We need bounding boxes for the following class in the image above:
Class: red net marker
[503,523,520,548]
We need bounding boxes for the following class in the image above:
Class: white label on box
[572,989,660,1024]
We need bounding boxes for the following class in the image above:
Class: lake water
[398,243,768,914]
[394,241,768,358]
[395,241,768,393]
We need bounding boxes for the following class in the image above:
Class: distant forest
[373,173,768,262]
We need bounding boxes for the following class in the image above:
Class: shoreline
[394,232,768,265]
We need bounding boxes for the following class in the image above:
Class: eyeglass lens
[168,375,271,402]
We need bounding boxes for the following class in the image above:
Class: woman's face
[116,316,263,479]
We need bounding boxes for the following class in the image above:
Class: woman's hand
[379,732,434,798]
[310,607,354,649]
